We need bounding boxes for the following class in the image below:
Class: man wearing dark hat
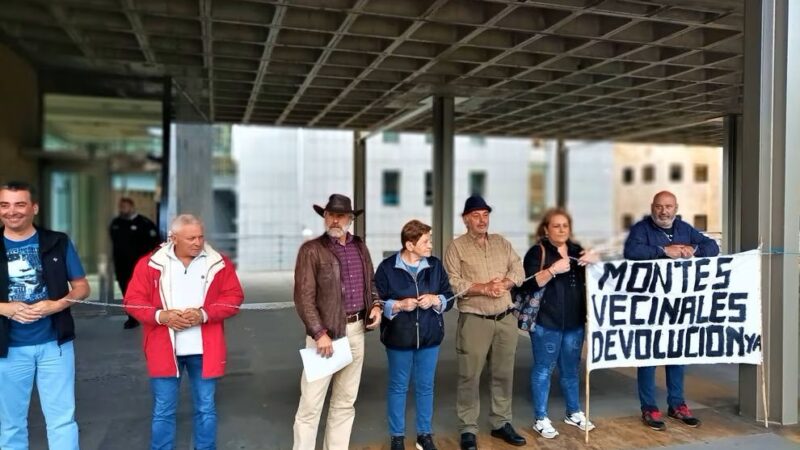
[292,194,382,450]
[444,195,526,450]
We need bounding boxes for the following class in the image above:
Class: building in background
[565,141,722,255]
[217,124,722,271]
[614,143,722,236]
[231,127,531,270]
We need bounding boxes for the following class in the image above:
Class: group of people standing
[292,190,718,450]
[0,179,718,450]
[0,181,244,450]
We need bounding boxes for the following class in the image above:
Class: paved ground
[19,272,798,449]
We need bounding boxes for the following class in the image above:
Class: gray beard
[652,214,675,228]
[326,226,348,239]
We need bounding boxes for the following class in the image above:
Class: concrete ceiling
[0,0,744,145]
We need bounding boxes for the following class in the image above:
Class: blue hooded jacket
[623,215,719,260]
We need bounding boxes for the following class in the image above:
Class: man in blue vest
[0,181,90,450]
[624,190,719,432]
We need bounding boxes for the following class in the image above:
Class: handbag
[512,243,546,332]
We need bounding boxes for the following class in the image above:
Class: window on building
[642,165,655,182]
[622,167,634,184]
[670,164,683,182]
[469,135,486,146]
[424,133,433,144]
[622,214,634,230]
[382,131,400,144]
[382,170,400,206]
[469,171,486,197]
[693,214,708,231]
[528,167,545,221]
[694,164,709,182]
[424,171,433,206]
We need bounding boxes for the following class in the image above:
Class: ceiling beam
[242,5,287,123]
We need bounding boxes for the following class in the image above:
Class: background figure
[375,220,454,450]
[521,208,597,440]
[110,197,160,329]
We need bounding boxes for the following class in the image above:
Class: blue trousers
[530,326,584,420]
[385,346,440,436]
[150,355,217,450]
[637,365,685,411]
[0,340,79,450]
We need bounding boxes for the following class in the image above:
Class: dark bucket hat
[461,194,493,216]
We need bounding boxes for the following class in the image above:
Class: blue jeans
[0,340,79,450]
[386,346,440,436]
[530,326,584,420]
[150,355,217,450]
[637,365,685,411]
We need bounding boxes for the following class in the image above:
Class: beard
[652,214,675,228]
[326,224,349,239]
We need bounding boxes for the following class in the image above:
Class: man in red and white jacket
[124,214,243,450]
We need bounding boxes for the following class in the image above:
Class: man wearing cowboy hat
[292,194,382,450]
[444,195,526,450]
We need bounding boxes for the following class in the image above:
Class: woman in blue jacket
[522,208,599,440]
[374,220,454,450]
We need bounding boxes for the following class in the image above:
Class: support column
[170,122,215,232]
[721,114,741,254]
[432,96,454,259]
[738,0,799,425]
[158,77,172,235]
[353,132,366,238]
[555,139,567,207]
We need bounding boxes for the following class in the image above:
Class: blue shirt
[5,232,85,346]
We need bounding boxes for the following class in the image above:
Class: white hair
[169,214,204,236]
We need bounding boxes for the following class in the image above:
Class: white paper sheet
[299,337,353,382]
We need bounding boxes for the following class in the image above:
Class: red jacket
[124,243,244,378]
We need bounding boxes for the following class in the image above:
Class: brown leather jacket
[294,234,381,339]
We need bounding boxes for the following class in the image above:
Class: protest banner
[586,250,762,370]
[582,250,765,441]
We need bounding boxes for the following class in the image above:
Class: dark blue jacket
[623,215,719,260]
[0,227,76,357]
[375,252,454,350]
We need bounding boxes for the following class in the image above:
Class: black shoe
[390,435,404,450]
[642,408,667,431]
[668,404,701,427]
[490,423,526,446]
[416,433,437,450]
[459,432,477,450]
[123,317,140,329]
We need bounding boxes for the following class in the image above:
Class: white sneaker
[564,411,596,431]
[533,417,559,439]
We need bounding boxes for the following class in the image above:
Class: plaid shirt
[328,233,366,315]
[444,232,524,316]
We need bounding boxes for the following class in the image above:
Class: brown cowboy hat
[313,194,364,217]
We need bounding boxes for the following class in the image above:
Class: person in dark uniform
[109,197,160,329]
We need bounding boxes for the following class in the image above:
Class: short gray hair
[169,214,204,235]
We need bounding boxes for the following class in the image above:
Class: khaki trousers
[292,321,365,450]
[455,312,518,434]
